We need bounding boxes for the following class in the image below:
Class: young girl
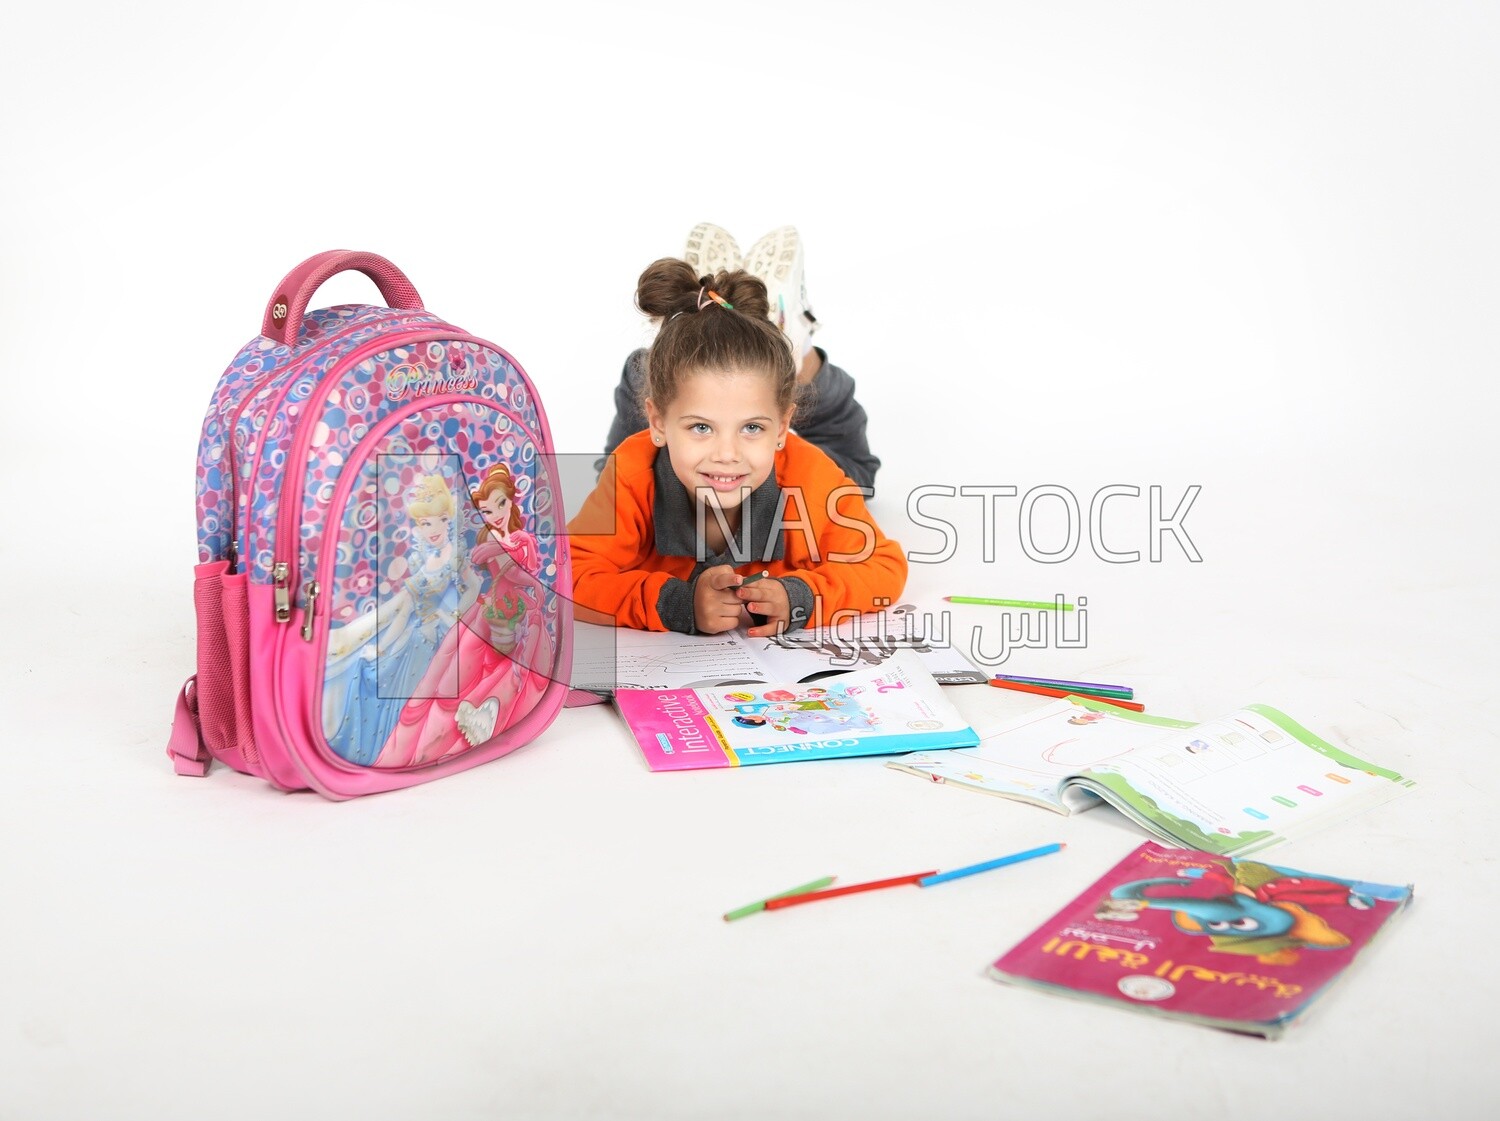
[600,223,881,494]
[568,258,907,636]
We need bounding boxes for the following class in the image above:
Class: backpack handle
[261,250,425,347]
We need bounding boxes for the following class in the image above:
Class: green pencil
[943,596,1074,612]
[1061,687,1133,701]
[722,875,836,922]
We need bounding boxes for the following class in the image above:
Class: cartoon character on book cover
[728,691,881,736]
[1105,858,1408,966]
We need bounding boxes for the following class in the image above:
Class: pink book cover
[614,686,735,771]
[989,842,1413,1037]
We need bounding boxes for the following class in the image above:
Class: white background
[3,2,1498,1119]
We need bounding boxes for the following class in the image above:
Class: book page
[571,608,987,693]
[570,623,771,691]
[888,699,1196,812]
[1069,705,1416,856]
[750,608,989,685]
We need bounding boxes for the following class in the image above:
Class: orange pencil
[989,678,1145,712]
[762,871,937,910]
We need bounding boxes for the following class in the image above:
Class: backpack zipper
[222,310,431,571]
[300,581,320,640]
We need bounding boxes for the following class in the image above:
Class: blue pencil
[918,843,1065,887]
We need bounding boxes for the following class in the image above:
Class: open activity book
[888,698,1414,857]
[615,649,980,771]
[570,608,988,698]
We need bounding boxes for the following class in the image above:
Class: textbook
[570,611,988,697]
[989,841,1414,1038]
[614,649,981,771]
[888,698,1414,857]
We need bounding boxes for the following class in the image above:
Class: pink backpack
[167,250,573,797]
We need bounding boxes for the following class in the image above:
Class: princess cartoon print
[322,474,479,765]
[376,463,557,766]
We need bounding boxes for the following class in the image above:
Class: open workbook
[888,698,1414,857]
[570,608,988,697]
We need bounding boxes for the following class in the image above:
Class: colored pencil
[943,596,1074,611]
[1035,686,1134,702]
[993,673,1133,698]
[988,677,1145,712]
[723,875,836,921]
[918,843,1065,888]
[1058,687,1136,702]
[739,570,770,585]
[762,871,938,910]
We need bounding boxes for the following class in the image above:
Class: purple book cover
[989,842,1412,1037]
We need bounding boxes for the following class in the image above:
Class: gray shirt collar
[652,446,786,564]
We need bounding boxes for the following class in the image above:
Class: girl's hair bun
[635,258,771,321]
[633,254,799,416]
[711,271,770,320]
[635,257,700,319]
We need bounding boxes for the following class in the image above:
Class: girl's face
[646,368,793,519]
[414,514,450,547]
[477,490,513,534]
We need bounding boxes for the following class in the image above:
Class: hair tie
[697,285,734,311]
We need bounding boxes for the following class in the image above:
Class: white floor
[5,4,1499,1119]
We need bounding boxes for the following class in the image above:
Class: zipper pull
[300,580,320,641]
[273,562,292,622]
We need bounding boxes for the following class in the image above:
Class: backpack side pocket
[182,560,260,775]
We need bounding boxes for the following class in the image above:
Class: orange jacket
[567,430,907,632]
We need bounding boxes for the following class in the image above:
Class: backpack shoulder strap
[165,676,211,777]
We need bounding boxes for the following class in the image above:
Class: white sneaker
[745,225,818,364]
[682,222,742,277]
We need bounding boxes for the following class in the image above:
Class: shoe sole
[683,222,742,276]
[744,225,802,285]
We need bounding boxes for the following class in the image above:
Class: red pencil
[988,678,1146,712]
[762,871,938,910]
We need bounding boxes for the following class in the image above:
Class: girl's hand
[738,576,791,638]
[694,565,745,634]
